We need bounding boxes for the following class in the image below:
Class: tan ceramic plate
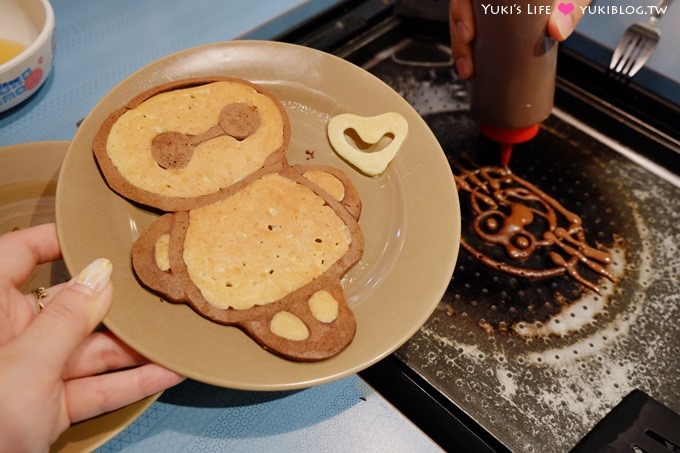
[57,41,460,391]
[0,141,160,453]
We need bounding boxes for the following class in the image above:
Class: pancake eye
[151,131,195,169]
[219,103,260,140]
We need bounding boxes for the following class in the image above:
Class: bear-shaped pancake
[93,77,364,361]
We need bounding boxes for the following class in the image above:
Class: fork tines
[609,22,661,78]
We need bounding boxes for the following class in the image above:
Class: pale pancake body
[106,81,285,198]
[183,173,352,310]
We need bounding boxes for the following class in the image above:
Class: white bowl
[0,0,55,113]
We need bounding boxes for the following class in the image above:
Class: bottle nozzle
[480,124,540,167]
[500,144,513,167]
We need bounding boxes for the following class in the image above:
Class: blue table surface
[98,376,442,453]
[1,0,344,145]
[0,1,443,452]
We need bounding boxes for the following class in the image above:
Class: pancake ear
[292,165,362,220]
[239,282,356,361]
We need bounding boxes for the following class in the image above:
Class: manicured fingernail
[74,258,112,293]
[552,11,574,40]
[456,20,472,43]
[455,57,472,79]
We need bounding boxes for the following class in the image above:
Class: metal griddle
[363,37,680,451]
[277,2,680,451]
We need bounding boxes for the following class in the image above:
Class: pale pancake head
[93,77,291,211]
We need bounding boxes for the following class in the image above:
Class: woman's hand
[449,0,592,79]
[0,223,184,452]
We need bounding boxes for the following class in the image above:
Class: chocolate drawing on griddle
[452,161,616,294]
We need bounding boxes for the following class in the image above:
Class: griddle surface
[364,38,680,452]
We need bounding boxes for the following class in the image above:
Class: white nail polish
[74,258,112,292]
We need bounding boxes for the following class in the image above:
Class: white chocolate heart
[327,112,408,176]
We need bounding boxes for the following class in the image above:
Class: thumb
[549,1,587,41]
[19,258,113,371]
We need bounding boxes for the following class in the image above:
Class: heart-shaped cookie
[328,112,408,176]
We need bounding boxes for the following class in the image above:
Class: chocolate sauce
[452,162,616,294]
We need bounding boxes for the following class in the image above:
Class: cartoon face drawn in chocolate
[93,77,364,361]
[452,163,615,293]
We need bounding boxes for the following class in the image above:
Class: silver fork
[609,0,673,77]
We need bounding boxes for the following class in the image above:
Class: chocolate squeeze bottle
[469,0,557,166]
